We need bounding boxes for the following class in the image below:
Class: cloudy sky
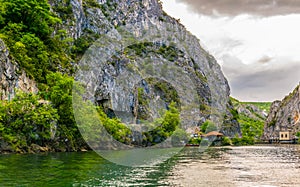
[160,0,300,102]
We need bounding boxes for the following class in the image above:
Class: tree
[97,108,132,144]
[44,72,84,150]
[0,0,61,39]
[142,102,181,146]
[18,33,50,81]
[201,120,217,133]
[161,102,180,135]
[0,91,59,152]
[0,0,72,83]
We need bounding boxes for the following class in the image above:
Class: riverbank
[0,141,90,155]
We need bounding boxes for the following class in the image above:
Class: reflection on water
[0,150,176,186]
[167,145,300,187]
[1,145,300,186]
[97,147,183,167]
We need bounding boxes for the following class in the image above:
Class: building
[278,131,298,143]
[279,131,292,141]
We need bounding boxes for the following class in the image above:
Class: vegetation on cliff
[0,92,58,152]
[0,73,87,152]
[0,0,74,84]
[230,98,271,145]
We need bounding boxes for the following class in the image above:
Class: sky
[160,0,300,102]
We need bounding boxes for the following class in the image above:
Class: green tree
[162,102,180,135]
[18,33,50,81]
[142,102,181,146]
[0,0,61,39]
[0,0,73,83]
[238,114,264,140]
[201,120,217,133]
[0,91,59,152]
[44,72,84,151]
[97,108,132,144]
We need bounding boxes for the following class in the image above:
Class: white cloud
[161,0,300,101]
[222,55,300,101]
[174,0,300,16]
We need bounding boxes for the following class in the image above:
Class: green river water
[1,145,300,186]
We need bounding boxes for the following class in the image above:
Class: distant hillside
[231,98,270,119]
[231,97,271,142]
[240,102,272,113]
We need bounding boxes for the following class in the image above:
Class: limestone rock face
[263,84,300,139]
[0,39,37,100]
[49,0,240,136]
[0,0,241,137]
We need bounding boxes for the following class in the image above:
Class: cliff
[0,39,38,100]
[0,0,241,153]
[53,0,240,136]
[263,84,300,140]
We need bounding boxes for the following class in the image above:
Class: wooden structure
[202,131,224,146]
[203,131,224,137]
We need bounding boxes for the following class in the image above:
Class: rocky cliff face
[235,103,268,121]
[50,0,240,136]
[263,84,300,139]
[0,0,241,137]
[0,39,38,100]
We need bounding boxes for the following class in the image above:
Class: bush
[201,120,217,133]
[141,102,181,146]
[0,91,59,152]
[97,108,132,144]
[188,137,202,145]
[0,0,61,39]
[232,134,254,146]
[221,136,232,146]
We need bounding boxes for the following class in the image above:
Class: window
[285,134,288,138]
[281,134,284,138]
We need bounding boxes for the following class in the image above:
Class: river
[1,145,300,186]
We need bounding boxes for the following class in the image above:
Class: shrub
[232,134,255,146]
[221,136,232,146]
[188,137,202,145]
[201,120,217,133]
[0,91,59,152]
